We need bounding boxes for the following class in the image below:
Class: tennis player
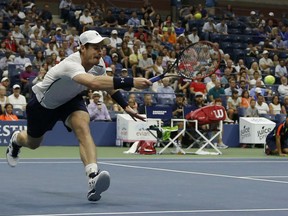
[6,30,152,201]
[265,115,288,156]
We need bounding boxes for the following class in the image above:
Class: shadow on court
[1,158,288,216]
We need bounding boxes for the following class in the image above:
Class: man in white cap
[259,50,273,74]
[6,30,152,202]
[108,29,122,49]
[8,84,27,111]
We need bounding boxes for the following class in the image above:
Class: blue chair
[237,107,247,117]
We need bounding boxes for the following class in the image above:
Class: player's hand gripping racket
[149,41,221,82]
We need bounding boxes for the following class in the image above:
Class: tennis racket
[149,41,221,82]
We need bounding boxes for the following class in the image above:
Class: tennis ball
[194,13,202,20]
[264,75,275,85]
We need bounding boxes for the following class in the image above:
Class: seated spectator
[14,49,32,71]
[202,18,217,41]
[249,71,264,87]
[225,78,241,97]
[0,85,8,113]
[272,35,285,50]
[278,76,288,97]
[282,96,288,114]
[0,51,13,71]
[141,1,155,17]
[138,50,153,78]
[141,12,154,30]
[250,80,270,99]
[174,20,185,36]
[111,53,123,71]
[240,90,251,108]
[0,103,19,121]
[269,95,284,115]
[177,77,190,98]
[191,92,206,111]
[189,72,207,100]
[32,67,47,85]
[248,61,261,79]
[227,90,241,122]
[255,94,269,114]
[138,93,153,114]
[275,59,287,84]
[12,25,24,46]
[127,11,141,27]
[207,80,225,103]
[79,9,94,31]
[108,30,123,49]
[20,62,38,96]
[101,9,118,27]
[245,98,259,117]
[259,50,274,75]
[119,41,133,70]
[8,84,27,111]
[157,77,176,104]
[87,91,111,121]
[216,19,228,35]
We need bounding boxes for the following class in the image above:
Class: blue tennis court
[1,158,288,216]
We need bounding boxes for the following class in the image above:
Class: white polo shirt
[32,52,105,109]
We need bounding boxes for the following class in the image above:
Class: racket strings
[178,43,215,79]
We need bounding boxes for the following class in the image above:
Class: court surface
[1,148,288,216]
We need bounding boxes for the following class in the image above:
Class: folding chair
[145,106,186,154]
[184,106,223,155]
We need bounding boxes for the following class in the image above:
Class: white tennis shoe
[87,170,110,201]
[6,130,21,167]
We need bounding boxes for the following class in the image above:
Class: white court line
[246,176,288,178]
[101,162,288,184]
[13,208,288,216]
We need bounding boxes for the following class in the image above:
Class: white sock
[12,131,20,146]
[85,163,98,177]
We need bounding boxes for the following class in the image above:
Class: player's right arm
[73,73,152,90]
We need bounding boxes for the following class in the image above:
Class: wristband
[113,77,134,90]
[111,91,128,109]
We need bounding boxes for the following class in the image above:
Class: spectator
[275,59,287,84]
[20,62,38,96]
[141,1,155,17]
[282,96,288,114]
[119,41,132,69]
[18,39,33,55]
[59,0,75,23]
[14,49,32,71]
[174,20,185,36]
[39,4,53,27]
[102,47,112,67]
[259,50,274,75]
[11,25,24,46]
[129,45,141,77]
[138,50,153,78]
[245,98,259,117]
[191,92,205,111]
[127,11,141,27]
[269,95,284,115]
[117,10,128,28]
[108,30,123,49]
[177,77,190,98]
[207,80,225,103]
[4,32,17,53]
[0,51,12,71]
[127,93,138,113]
[278,76,288,97]
[0,77,10,92]
[45,42,59,57]
[227,90,241,121]
[240,90,251,108]
[32,67,47,85]
[141,12,154,30]
[189,72,207,100]
[111,53,123,71]
[8,84,27,111]
[202,18,217,41]
[255,94,269,114]
[0,103,18,121]
[87,91,111,121]
[249,71,264,87]
[157,77,175,104]
[62,41,74,57]
[66,27,80,45]
[138,93,153,114]
[101,9,118,28]
[248,61,261,79]
[225,79,240,97]
[31,19,45,37]
[79,9,94,31]
[216,19,228,35]
[272,35,286,50]
[0,85,8,113]
[206,73,217,92]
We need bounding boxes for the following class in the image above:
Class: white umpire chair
[183,106,223,155]
[146,106,186,154]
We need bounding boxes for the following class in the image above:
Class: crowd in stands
[0,0,288,126]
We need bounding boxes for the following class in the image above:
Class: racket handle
[149,75,162,83]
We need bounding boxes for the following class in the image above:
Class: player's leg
[66,110,110,201]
